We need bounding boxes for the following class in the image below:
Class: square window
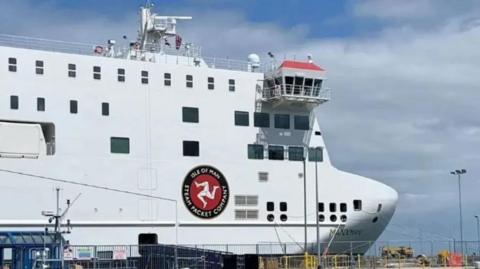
[70,100,78,114]
[340,203,347,212]
[8,58,16,64]
[36,68,44,75]
[37,97,45,111]
[93,73,101,80]
[183,141,199,156]
[118,76,125,82]
[186,75,193,88]
[288,146,304,161]
[68,64,76,70]
[234,111,249,126]
[8,65,17,72]
[308,147,323,162]
[318,202,324,212]
[68,71,76,78]
[208,77,214,90]
[182,107,199,123]
[280,202,287,212]
[164,73,171,86]
[35,60,43,67]
[329,203,336,212]
[248,144,264,160]
[274,114,290,129]
[93,66,101,72]
[118,68,125,74]
[294,115,310,130]
[266,202,274,211]
[229,79,235,91]
[111,137,130,154]
[141,78,148,84]
[254,112,270,128]
[268,145,284,160]
[141,70,148,77]
[102,102,109,116]
[10,95,18,110]
[353,200,362,211]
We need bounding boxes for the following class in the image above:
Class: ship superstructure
[0,5,397,254]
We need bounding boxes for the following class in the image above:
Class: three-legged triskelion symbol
[194,181,220,209]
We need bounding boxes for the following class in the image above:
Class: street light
[475,216,479,256]
[450,169,466,256]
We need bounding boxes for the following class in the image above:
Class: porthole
[267,214,275,222]
[372,217,378,223]
[280,214,288,222]
[330,215,337,222]
[318,214,325,222]
[340,215,347,222]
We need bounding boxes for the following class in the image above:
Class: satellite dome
[247,53,260,66]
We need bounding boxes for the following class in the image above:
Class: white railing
[0,33,266,72]
[262,84,331,103]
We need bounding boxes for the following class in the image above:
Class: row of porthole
[319,214,347,223]
[267,214,287,222]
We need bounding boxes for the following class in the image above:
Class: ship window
[37,97,45,112]
[267,214,274,222]
[377,203,382,212]
[340,203,347,212]
[258,171,268,182]
[207,77,214,90]
[138,233,157,245]
[285,76,294,85]
[330,215,337,222]
[235,195,258,206]
[182,107,199,123]
[318,202,324,212]
[313,79,323,96]
[280,202,287,212]
[274,114,290,129]
[141,70,148,84]
[340,215,347,222]
[186,74,193,88]
[280,214,288,222]
[102,102,109,116]
[110,137,130,154]
[10,95,18,110]
[68,64,76,78]
[254,112,270,128]
[234,111,249,126]
[35,60,44,75]
[294,115,310,130]
[69,100,78,114]
[93,66,101,80]
[288,146,304,161]
[315,131,322,136]
[353,200,362,211]
[266,202,274,211]
[117,68,125,82]
[183,141,199,156]
[304,78,314,96]
[164,73,171,86]
[248,144,264,160]
[8,57,17,72]
[319,214,325,222]
[329,203,336,212]
[229,79,235,92]
[235,209,258,220]
[268,145,284,160]
[308,147,323,162]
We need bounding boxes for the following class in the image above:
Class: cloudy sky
[2,0,480,242]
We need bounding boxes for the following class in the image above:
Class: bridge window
[313,79,323,96]
[318,202,324,212]
[164,73,171,86]
[186,75,193,88]
[329,203,336,212]
[266,202,274,211]
[274,114,290,129]
[248,144,264,160]
[69,100,78,114]
[340,203,347,212]
[280,202,287,212]
[117,68,125,82]
[8,57,17,72]
[35,60,44,75]
[254,112,270,128]
[183,140,199,156]
[234,111,249,126]
[288,146,304,161]
[182,107,199,123]
[37,98,45,112]
[308,147,323,162]
[68,64,76,78]
[304,78,314,95]
[141,70,148,84]
[268,145,284,160]
[294,115,310,130]
[353,200,362,211]
[102,102,109,116]
[93,66,101,80]
[229,79,235,91]
[110,137,130,154]
[208,77,214,90]
[10,95,18,110]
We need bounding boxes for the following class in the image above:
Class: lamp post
[450,169,466,256]
[475,216,480,256]
[314,147,322,268]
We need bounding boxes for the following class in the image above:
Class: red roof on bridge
[279,60,324,71]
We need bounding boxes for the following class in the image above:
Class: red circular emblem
[182,166,229,219]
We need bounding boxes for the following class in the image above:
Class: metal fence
[3,240,480,269]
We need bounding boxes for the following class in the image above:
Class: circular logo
[182,165,229,219]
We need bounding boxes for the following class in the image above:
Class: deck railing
[262,84,331,103]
